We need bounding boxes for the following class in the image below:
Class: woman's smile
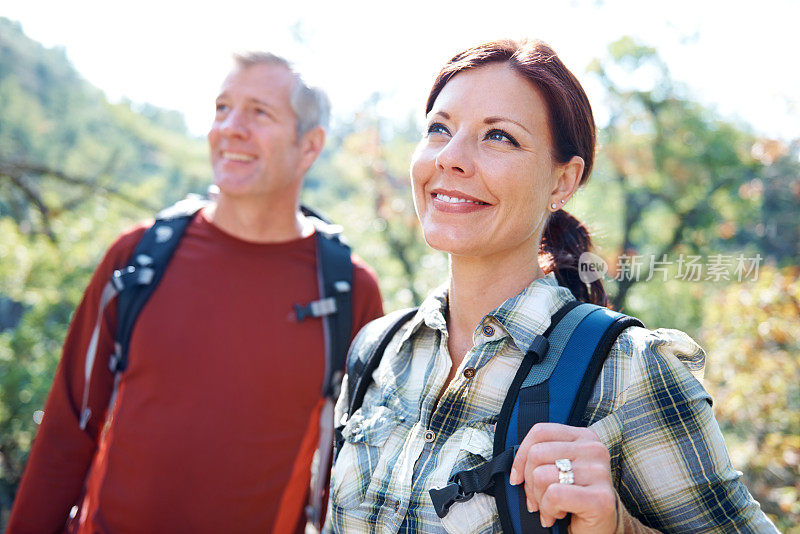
[411,62,559,260]
[430,189,491,213]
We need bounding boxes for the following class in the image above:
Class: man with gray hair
[8,53,383,533]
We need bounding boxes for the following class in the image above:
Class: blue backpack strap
[111,196,207,374]
[429,302,643,532]
[296,205,354,400]
[333,307,418,459]
[496,303,643,534]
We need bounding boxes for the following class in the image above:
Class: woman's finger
[521,442,580,495]
[510,423,597,484]
[537,482,617,530]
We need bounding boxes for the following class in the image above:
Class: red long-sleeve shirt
[8,210,383,533]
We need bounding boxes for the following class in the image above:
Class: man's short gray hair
[232,51,330,136]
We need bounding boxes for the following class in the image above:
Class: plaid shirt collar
[397,272,576,356]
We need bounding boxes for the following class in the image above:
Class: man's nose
[219,109,248,138]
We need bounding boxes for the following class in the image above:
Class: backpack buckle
[294,297,337,321]
[429,480,474,518]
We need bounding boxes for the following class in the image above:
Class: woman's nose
[435,134,475,176]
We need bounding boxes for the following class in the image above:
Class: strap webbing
[306,397,335,530]
[334,308,418,460]
[114,200,204,373]
[429,447,516,518]
[313,229,353,399]
[81,197,205,432]
[78,281,120,430]
[521,304,595,388]
[498,304,638,534]
[347,308,418,419]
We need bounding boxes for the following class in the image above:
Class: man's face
[208,63,307,200]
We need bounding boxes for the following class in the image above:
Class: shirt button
[482,324,495,337]
[463,367,476,379]
[424,429,436,443]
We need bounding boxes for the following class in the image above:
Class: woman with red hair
[327,40,777,533]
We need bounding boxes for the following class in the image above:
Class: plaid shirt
[327,274,777,533]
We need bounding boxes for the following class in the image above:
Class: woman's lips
[431,191,490,213]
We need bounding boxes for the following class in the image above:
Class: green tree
[585,37,763,314]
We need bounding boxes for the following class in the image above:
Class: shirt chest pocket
[331,405,400,510]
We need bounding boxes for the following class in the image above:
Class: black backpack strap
[294,205,354,400]
[428,331,552,519]
[111,196,207,374]
[333,307,418,459]
[77,196,206,431]
[348,308,418,417]
[298,206,358,529]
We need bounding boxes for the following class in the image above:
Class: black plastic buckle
[429,480,474,518]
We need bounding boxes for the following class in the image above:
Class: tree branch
[0,160,158,213]
[3,173,57,243]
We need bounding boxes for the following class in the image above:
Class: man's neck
[206,193,313,243]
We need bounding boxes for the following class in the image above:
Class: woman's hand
[509,423,617,533]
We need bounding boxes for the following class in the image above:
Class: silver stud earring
[561,199,566,204]
[551,203,558,210]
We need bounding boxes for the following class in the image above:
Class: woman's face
[411,62,565,262]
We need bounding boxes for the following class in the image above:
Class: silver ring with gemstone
[555,458,574,485]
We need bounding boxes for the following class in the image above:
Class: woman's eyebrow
[485,116,532,135]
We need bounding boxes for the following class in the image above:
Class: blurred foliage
[701,266,800,531]
[304,101,447,311]
[586,36,770,312]
[1,17,798,531]
[0,17,211,526]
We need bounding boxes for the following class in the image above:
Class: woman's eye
[426,122,450,136]
[215,103,228,114]
[486,129,519,147]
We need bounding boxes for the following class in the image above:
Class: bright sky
[4,0,799,140]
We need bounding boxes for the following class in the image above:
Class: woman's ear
[550,155,584,207]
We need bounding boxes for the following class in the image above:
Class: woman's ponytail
[540,210,607,307]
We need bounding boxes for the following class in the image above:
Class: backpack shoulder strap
[78,196,206,430]
[297,205,354,400]
[333,307,417,458]
[347,307,418,416]
[494,303,643,534]
[429,301,643,533]
[113,196,207,373]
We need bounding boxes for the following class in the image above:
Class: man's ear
[299,126,326,172]
[550,155,584,206]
